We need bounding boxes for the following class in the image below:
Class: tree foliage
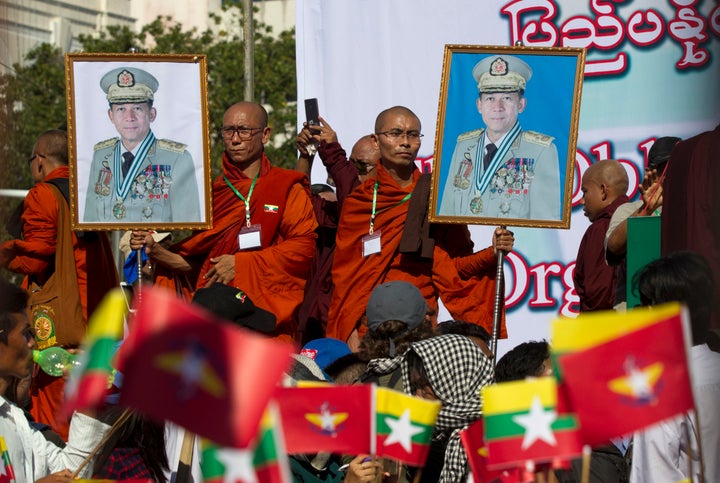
[0,3,298,203]
[0,43,68,191]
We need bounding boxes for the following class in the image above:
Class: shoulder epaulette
[522,130,554,146]
[93,138,118,150]
[157,139,187,154]
[456,128,484,142]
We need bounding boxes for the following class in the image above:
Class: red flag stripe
[486,430,584,470]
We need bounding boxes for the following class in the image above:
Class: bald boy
[574,159,630,311]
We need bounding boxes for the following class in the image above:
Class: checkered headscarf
[367,334,494,482]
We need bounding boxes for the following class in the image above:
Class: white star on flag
[383,408,424,453]
[319,406,338,432]
[624,356,657,400]
[512,395,558,450]
[215,447,257,483]
[178,344,205,386]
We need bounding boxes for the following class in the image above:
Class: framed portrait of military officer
[67,53,212,230]
[429,45,585,229]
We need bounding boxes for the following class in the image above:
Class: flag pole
[684,421,694,483]
[412,468,423,483]
[696,409,707,482]
[548,466,558,483]
[580,445,591,483]
[174,429,196,483]
[70,407,134,479]
[490,225,507,364]
[684,410,706,483]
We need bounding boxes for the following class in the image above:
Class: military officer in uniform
[439,55,561,221]
[84,66,201,223]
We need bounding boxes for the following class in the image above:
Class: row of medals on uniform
[95,159,172,220]
[456,153,536,215]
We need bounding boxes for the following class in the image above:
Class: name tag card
[362,231,382,257]
[238,224,262,250]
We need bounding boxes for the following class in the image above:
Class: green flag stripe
[550,354,564,380]
[253,427,278,467]
[200,445,225,479]
[85,336,118,371]
[485,412,578,440]
[376,415,434,444]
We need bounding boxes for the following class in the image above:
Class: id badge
[362,231,382,257]
[238,224,262,250]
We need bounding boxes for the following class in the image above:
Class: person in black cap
[439,54,561,221]
[84,66,200,224]
[357,281,435,361]
[605,136,680,309]
[190,284,277,334]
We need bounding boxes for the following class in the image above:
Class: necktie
[121,151,134,177]
[483,143,497,171]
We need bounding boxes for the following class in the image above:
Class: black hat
[191,284,276,334]
[648,136,681,171]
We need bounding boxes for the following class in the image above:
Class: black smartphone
[305,98,320,127]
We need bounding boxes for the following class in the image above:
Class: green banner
[626,216,661,308]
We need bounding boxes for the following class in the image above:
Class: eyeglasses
[27,153,46,165]
[350,158,377,175]
[220,126,263,140]
[376,130,424,142]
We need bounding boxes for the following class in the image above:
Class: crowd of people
[0,87,718,482]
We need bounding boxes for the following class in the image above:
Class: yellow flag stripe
[552,302,681,352]
[375,387,441,425]
[482,377,556,415]
[86,288,127,340]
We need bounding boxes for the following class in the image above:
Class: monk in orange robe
[1,130,117,440]
[326,106,514,349]
[131,102,317,342]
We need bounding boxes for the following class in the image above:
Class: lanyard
[475,121,521,194]
[369,180,412,234]
[114,131,155,201]
[224,172,259,227]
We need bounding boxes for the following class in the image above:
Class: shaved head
[584,159,628,195]
[374,106,420,133]
[223,101,269,128]
[350,135,380,181]
[580,159,629,221]
[352,134,376,152]
[37,130,69,166]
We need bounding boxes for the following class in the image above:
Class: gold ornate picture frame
[66,53,212,230]
[429,45,585,229]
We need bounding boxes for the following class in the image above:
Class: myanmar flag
[201,403,290,483]
[482,377,582,470]
[201,440,256,483]
[551,303,693,445]
[374,386,441,466]
[254,402,290,483]
[274,385,372,454]
[62,288,127,416]
[116,287,294,448]
[0,437,14,482]
[461,419,522,483]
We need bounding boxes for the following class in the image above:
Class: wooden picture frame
[66,53,212,230]
[429,45,585,229]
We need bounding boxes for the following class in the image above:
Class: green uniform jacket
[83,135,201,223]
[439,127,561,221]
